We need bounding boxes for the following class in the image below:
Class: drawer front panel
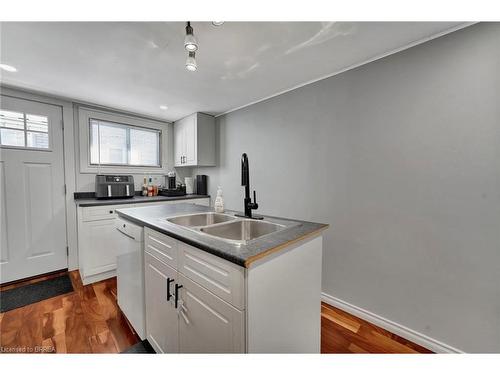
[82,206,118,221]
[145,228,178,269]
[178,242,244,310]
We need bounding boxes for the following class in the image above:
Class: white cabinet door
[80,219,120,278]
[174,119,185,167]
[184,115,197,166]
[144,252,179,353]
[178,274,244,353]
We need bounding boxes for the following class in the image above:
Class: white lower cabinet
[144,252,179,353]
[144,230,245,353]
[80,219,120,278]
[77,198,209,285]
[178,274,244,353]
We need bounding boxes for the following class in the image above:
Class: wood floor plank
[88,330,119,353]
[321,302,432,354]
[321,304,361,333]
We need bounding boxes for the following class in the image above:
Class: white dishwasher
[115,217,146,339]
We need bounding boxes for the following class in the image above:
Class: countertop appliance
[95,175,134,199]
[195,175,207,195]
[159,184,186,197]
[115,217,145,339]
[167,171,176,189]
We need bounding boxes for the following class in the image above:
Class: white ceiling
[0,22,468,121]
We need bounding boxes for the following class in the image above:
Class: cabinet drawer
[178,242,245,310]
[145,228,178,269]
[82,206,118,222]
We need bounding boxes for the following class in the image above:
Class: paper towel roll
[185,177,194,194]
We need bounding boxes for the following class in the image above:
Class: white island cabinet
[143,226,323,353]
[76,198,209,285]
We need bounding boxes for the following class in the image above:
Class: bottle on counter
[142,177,148,196]
[214,186,224,213]
[147,177,153,197]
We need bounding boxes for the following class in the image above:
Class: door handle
[174,283,183,309]
[166,277,174,301]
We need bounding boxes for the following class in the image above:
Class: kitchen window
[0,109,50,149]
[89,118,161,167]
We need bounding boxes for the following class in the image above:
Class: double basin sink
[166,212,290,245]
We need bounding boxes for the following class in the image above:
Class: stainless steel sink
[199,219,285,242]
[166,212,236,227]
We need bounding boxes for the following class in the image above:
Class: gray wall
[198,23,500,352]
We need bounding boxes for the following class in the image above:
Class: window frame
[88,117,162,168]
[78,106,170,174]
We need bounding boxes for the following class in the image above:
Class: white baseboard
[321,292,464,353]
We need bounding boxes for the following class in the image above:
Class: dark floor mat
[0,274,74,313]
[121,340,156,354]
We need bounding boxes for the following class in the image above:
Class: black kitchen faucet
[236,153,263,220]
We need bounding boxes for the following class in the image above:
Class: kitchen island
[116,203,328,353]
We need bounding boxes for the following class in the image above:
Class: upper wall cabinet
[174,113,216,167]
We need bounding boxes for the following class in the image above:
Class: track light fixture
[184,22,198,52]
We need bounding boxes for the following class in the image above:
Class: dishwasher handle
[116,226,136,240]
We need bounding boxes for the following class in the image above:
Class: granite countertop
[75,194,210,207]
[116,203,328,268]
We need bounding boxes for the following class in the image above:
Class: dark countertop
[75,194,210,207]
[116,203,328,268]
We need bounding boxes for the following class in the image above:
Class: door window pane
[0,110,50,149]
[0,128,25,147]
[90,119,161,167]
[0,110,25,129]
[26,114,49,132]
[27,132,49,148]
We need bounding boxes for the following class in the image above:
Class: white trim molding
[321,292,464,354]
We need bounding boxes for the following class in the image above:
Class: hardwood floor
[0,270,140,353]
[321,302,432,353]
[1,270,432,353]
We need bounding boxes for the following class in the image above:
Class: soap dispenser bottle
[214,186,224,213]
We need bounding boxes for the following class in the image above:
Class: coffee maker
[159,171,186,197]
[167,171,176,189]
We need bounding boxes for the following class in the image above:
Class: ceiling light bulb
[185,51,197,72]
[212,21,224,26]
[0,63,17,72]
[184,22,198,52]
[159,105,168,110]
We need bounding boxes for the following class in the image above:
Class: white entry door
[0,95,67,283]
